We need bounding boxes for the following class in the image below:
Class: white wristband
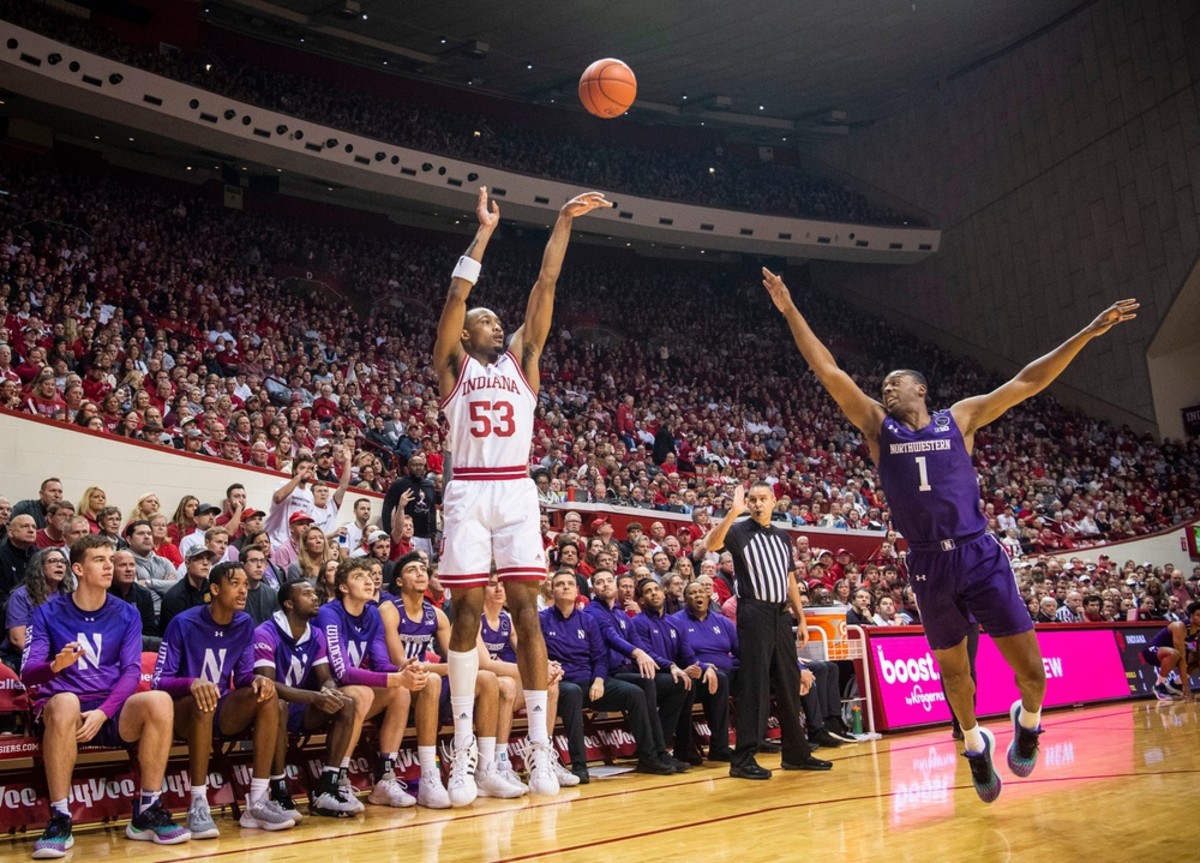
[452,256,481,284]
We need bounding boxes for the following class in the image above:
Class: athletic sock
[376,752,397,780]
[448,649,479,748]
[190,784,208,804]
[524,689,550,744]
[478,736,496,767]
[320,766,339,792]
[1018,705,1042,730]
[497,749,513,769]
[418,745,438,777]
[248,777,269,807]
[50,798,70,818]
[139,790,161,810]
[340,756,351,770]
[962,725,985,754]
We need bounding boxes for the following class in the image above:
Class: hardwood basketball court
[4,700,1188,863]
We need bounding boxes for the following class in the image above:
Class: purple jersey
[631,610,695,669]
[481,610,517,664]
[153,604,256,699]
[314,599,396,688]
[382,597,439,661]
[670,609,740,675]
[877,409,987,544]
[253,611,329,689]
[21,593,142,719]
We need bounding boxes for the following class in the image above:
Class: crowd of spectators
[0,0,923,226]
[3,157,1197,561]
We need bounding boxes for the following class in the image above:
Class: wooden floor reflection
[5,701,1191,863]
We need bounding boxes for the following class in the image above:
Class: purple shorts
[907,532,1032,651]
[34,696,129,749]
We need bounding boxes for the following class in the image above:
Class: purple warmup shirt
[480,609,517,664]
[877,409,988,544]
[153,604,256,698]
[539,605,607,684]
[21,593,142,719]
[582,599,638,674]
[670,609,740,675]
[314,599,396,688]
[631,610,695,669]
[253,611,329,689]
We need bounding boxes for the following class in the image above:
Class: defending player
[762,267,1137,802]
[433,185,610,804]
[252,580,371,818]
[1141,601,1199,702]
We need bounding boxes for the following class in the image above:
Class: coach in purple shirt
[23,534,189,856]
[540,570,676,775]
[631,579,697,765]
[670,581,737,761]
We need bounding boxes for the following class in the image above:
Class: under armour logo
[914,574,927,581]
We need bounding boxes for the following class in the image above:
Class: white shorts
[438,477,546,589]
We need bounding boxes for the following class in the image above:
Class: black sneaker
[635,757,676,775]
[32,812,73,859]
[1005,700,1043,778]
[963,728,1002,803]
[664,755,691,773]
[126,800,191,845]
[808,728,844,748]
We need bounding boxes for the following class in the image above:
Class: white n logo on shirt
[286,655,306,687]
[76,633,102,671]
[200,649,228,683]
[345,640,365,669]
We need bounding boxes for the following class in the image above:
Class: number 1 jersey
[876,409,987,545]
[441,351,536,473]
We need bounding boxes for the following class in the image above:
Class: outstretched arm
[951,299,1139,438]
[434,186,499,397]
[509,191,610,389]
[762,268,885,440]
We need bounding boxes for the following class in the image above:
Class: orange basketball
[578,58,637,118]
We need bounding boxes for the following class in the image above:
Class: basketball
[578,58,637,118]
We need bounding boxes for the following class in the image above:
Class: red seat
[138,652,157,693]
[0,662,30,713]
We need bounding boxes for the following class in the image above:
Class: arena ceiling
[206,0,1089,135]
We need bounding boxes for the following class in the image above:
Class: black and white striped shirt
[722,518,794,605]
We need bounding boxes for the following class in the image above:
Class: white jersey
[441,351,536,478]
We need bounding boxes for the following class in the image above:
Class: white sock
[524,689,549,744]
[448,649,479,748]
[478,736,496,767]
[497,749,512,767]
[50,798,69,817]
[418,745,439,777]
[340,756,351,770]
[191,783,208,804]
[248,777,269,806]
[1018,705,1042,730]
[962,724,985,754]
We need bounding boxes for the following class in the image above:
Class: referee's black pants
[733,598,811,768]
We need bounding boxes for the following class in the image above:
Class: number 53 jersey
[876,408,988,545]
[441,350,536,477]
[438,350,545,588]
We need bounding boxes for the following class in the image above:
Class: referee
[706,482,832,779]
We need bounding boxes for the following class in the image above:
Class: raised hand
[476,186,500,231]
[561,191,611,219]
[762,268,796,314]
[729,484,748,517]
[1085,299,1138,337]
